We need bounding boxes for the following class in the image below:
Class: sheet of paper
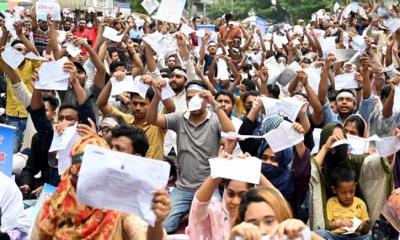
[103,26,123,42]
[272,33,288,48]
[153,0,186,24]
[4,13,19,38]
[261,97,307,122]
[36,0,61,21]
[346,134,369,155]
[56,129,80,175]
[25,52,46,61]
[319,37,336,57]
[311,128,322,154]
[331,139,350,148]
[142,32,177,55]
[394,85,400,112]
[180,23,195,37]
[49,124,79,152]
[66,42,81,57]
[265,121,304,153]
[385,17,400,34]
[312,29,326,39]
[1,46,25,70]
[221,131,267,141]
[330,49,358,63]
[132,76,150,99]
[161,82,175,100]
[216,59,230,80]
[77,145,170,227]
[264,56,285,84]
[209,157,261,184]
[188,94,203,112]
[277,61,302,86]
[57,30,67,43]
[35,57,70,91]
[375,136,400,158]
[350,35,366,52]
[342,217,362,234]
[334,73,358,90]
[141,0,160,15]
[304,67,321,93]
[110,75,135,96]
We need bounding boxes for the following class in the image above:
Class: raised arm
[14,22,39,56]
[96,80,113,115]
[299,71,323,125]
[48,18,62,60]
[318,55,334,105]
[382,76,399,119]
[64,61,86,104]
[144,42,157,73]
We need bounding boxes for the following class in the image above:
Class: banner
[255,16,267,35]
[153,0,186,24]
[0,124,15,176]
[36,0,61,21]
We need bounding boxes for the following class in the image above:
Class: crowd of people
[0,1,400,239]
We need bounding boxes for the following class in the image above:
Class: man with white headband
[97,115,125,145]
[318,55,374,124]
[147,80,236,233]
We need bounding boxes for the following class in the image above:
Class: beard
[171,83,184,93]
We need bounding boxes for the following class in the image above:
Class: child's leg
[316,230,348,240]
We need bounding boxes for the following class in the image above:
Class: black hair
[42,95,59,111]
[58,104,79,119]
[111,125,149,157]
[241,79,257,91]
[192,16,200,23]
[185,80,209,91]
[107,47,118,56]
[218,178,254,196]
[381,85,391,101]
[267,84,280,99]
[109,61,125,74]
[345,115,365,137]
[11,39,24,48]
[215,89,235,105]
[130,87,155,102]
[331,167,356,187]
[102,114,126,126]
[328,86,336,102]
[243,90,260,103]
[225,13,233,23]
[160,68,171,78]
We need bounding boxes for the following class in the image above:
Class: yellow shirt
[234,96,246,117]
[110,106,166,160]
[327,196,369,233]
[2,59,41,118]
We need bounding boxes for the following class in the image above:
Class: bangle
[214,104,224,113]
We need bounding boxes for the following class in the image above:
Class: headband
[102,117,119,128]
[13,43,26,50]
[171,69,187,79]
[186,84,206,92]
[336,91,355,101]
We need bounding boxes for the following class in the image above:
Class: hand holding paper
[35,57,70,90]
[188,94,203,112]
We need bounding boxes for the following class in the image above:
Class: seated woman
[229,187,323,239]
[30,134,170,240]
[188,151,277,240]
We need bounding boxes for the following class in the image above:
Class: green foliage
[206,0,350,23]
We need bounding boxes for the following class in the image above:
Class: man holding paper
[147,80,236,233]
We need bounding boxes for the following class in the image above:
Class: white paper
[261,96,307,122]
[333,2,340,13]
[394,85,400,112]
[221,131,267,141]
[36,0,61,21]
[188,94,203,112]
[142,32,177,55]
[312,29,326,39]
[346,134,369,155]
[161,83,175,100]
[77,145,170,227]
[375,136,400,157]
[133,76,150,99]
[66,42,81,57]
[265,121,304,153]
[216,59,230,80]
[319,37,336,57]
[56,129,80,175]
[277,61,302,86]
[110,75,135,96]
[57,30,67,44]
[153,0,186,24]
[342,217,362,234]
[103,26,123,42]
[304,67,321,93]
[350,35,366,52]
[311,128,322,154]
[334,73,358,90]
[25,52,46,61]
[49,124,79,152]
[141,0,159,15]
[272,33,288,48]
[1,46,25,70]
[180,24,195,37]
[264,56,285,84]
[330,49,358,63]
[385,17,400,34]
[209,157,261,184]
[35,57,70,91]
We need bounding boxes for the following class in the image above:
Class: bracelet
[214,104,224,113]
